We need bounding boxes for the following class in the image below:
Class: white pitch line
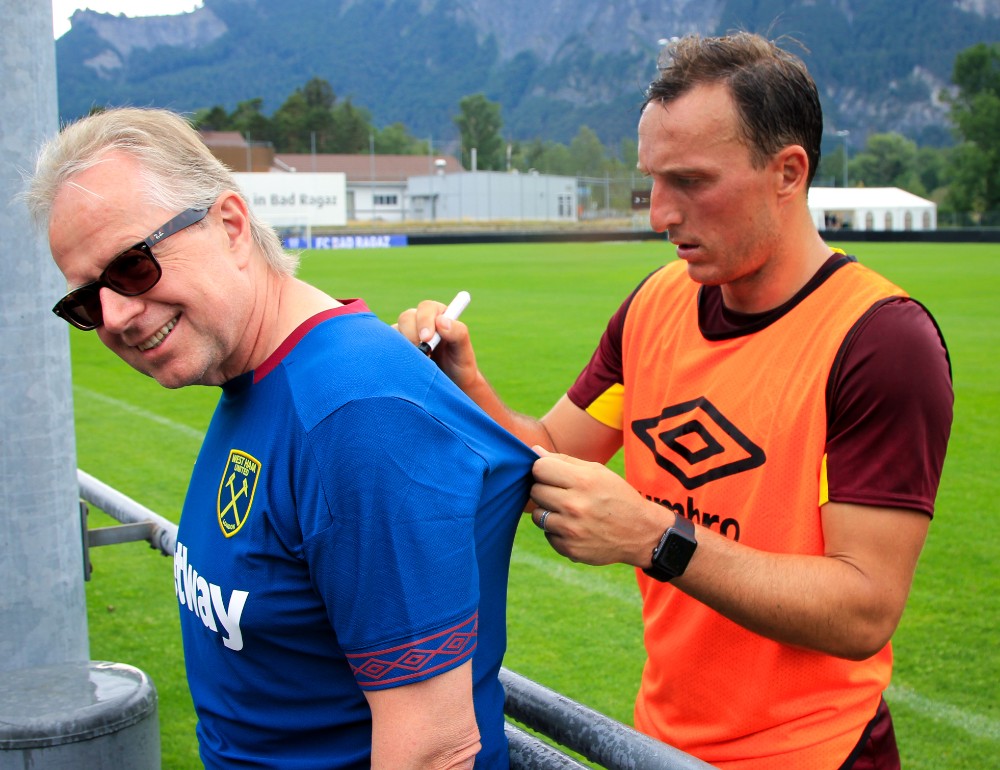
[887,682,1000,742]
[511,549,642,608]
[513,547,999,743]
[74,386,205,443]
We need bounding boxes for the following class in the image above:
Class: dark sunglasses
[52,206,209,330]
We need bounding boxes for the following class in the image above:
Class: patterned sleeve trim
[347,613,478,690]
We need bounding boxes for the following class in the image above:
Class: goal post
[267,213,313,250]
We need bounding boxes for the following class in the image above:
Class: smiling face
[638,82,794,308]
[48,151,255,388]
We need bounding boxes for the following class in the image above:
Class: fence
[77,470,713,770]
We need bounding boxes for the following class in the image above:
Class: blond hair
[25,107,297,275]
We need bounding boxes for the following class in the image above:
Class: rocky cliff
[56,0,1000,147]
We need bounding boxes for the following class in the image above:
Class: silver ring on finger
[539,509,552,533]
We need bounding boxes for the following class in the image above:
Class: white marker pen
[418,290,471,355]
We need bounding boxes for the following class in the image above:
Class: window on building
[373,194,398,206]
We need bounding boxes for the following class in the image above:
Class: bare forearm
[676,532,900,659]
[531,453,927,660]
[670,503,928,659]
[463,370,557,450]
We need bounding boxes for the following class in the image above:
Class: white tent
[808,187,936,232]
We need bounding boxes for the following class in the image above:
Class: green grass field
[75,239,999,768]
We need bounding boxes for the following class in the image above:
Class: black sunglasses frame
[52,207,209,330]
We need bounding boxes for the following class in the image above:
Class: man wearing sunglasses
[26,107,535,770]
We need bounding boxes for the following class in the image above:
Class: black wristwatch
[643,514,697,582]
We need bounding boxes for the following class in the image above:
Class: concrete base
[0,661,159,769]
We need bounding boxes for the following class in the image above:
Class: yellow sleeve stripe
[818,251,845,505]
[819,453,830,507]
[584,383,625,431]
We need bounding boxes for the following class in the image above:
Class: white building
[233,172,347,231]
[273,153,463,222]
[808,187,937,232]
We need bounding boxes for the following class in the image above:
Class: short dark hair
[646,32,823,187]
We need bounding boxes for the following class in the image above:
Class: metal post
[0,10,160,767]
[0,0,89,672]
[836,130,850,188]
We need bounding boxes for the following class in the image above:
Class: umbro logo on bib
[218,450,261,538]
[632,397,765,490]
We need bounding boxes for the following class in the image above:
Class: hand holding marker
[418,291,471,355]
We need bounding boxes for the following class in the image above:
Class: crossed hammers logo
[221,472,248,519]
[218,450,260,538]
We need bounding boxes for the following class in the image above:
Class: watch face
[664,535,697,565]
[645,518,697,582]
[651,525,697,579]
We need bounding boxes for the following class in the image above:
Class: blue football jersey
[175,301,534,769]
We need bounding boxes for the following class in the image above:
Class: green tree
[454,94,504,170]
[271,91,314,152]
[816,142,849,188]
[569,126,609,177]
[510,138,575,175]
[229,97,272,144]
[192,105,232,131]
[619,137,638,172]
[848,133,925,195]
[509,138,546,172]
[301,77,335,111]
[330,99,374,153]
[272,78,340,152]
[915,146,952,198]
[375,123,428,154]
[534,142,574,175]
[945,42,1000,221]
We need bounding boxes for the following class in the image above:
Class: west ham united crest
[218,450,261,538]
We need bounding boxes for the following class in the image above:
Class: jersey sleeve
[825,298,953,517]
[302,397,489,690]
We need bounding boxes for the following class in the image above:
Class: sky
[52,1,203,38]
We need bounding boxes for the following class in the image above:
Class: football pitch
[74,239,999,768]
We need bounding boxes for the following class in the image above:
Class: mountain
[55,0,1000,149]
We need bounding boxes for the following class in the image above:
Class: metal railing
[501,669,713,769]
[79,470,176,558]
[77,469,713,769]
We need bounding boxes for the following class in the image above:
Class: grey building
[408,170,578,223]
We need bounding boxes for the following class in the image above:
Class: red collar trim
[253,299,370,383]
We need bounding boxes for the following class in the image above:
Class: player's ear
[773,145,809,201]
[216,191,253,265]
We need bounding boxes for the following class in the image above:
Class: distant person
[398,32,953,768]
[26,107,535,770]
